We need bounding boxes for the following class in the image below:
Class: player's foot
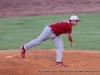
[56,62,67,67]
[21,46,26,58]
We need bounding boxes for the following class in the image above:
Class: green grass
[0,13,100,50]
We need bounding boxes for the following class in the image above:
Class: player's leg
[21,26,56,58]
[52,36,64,62]
[52,36,66,67]
[24,26,56,50]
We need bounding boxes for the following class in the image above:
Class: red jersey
[49,20,72,36]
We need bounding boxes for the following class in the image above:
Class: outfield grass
[0,13,100,50]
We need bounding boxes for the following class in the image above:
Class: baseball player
[21,15,80,67]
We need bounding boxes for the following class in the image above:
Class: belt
[49,26,54,33]
[51,30,54,33]
[50,28,57,36]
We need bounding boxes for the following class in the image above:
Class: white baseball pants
[24,26,64,62]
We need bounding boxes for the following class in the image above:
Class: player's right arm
[67,33,74,47]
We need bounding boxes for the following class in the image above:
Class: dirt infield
[0,0,100,17]
[0,50,100,75]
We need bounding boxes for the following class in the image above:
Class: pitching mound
[0,50,100,75]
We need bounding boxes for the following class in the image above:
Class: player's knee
[56,44,64,50]
[35,39,42,45]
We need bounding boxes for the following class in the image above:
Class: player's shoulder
[60,20,70,24]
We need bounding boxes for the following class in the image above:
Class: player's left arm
[67,33,74,47]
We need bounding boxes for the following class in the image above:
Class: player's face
[72,20,79,26]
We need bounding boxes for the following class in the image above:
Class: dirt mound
[0,0,100,17]
[0,50,100,75]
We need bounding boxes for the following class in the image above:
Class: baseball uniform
[24,20,72,62]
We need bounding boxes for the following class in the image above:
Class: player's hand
[70,42,74,47]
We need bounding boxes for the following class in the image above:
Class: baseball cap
[70,15,80,22]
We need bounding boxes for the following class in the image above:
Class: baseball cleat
[56,62,67,67]
[21,46,26,58]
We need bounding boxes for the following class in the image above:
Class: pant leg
[24,26,56,50]
[52,36,64,62]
